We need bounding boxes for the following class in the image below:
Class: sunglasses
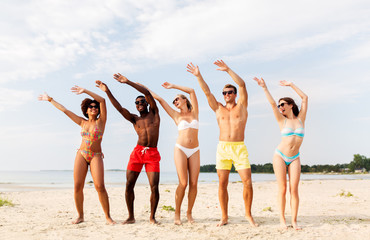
[222,90,235,96]
[88,105,99,109]
[135,99,147,105]
[277,102,288,108]
[172,97,180,104]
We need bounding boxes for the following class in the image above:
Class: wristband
[48,97,53,102]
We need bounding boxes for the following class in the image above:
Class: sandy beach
[1,179,369,240]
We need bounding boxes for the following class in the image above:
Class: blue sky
[1,0,370,171]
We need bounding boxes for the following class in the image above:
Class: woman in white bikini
[144,68,200,225]
[253,77,308,230]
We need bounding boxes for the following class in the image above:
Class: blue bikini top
[281,118,305,138]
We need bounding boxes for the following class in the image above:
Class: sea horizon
[1,170,369,192]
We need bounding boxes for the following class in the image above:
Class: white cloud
[0,88,33,112]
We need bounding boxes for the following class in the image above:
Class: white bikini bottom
[175,144,199,158]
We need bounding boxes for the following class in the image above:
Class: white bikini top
[177,119,199,131]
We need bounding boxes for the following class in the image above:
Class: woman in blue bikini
[142,66,200,225]
[253,77,308,230]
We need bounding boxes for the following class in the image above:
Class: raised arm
[38,92,84,126]
[136,82,178,121]
[71,85,107,124]
[187,63,218,112]
[253,77,285,123]
[113,73,159,114]
[280,80,308,122]
[162,82,199,117]
[95,80,136,124]
[214,60,248,106]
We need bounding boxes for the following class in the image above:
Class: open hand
[253,77,266,88]
[214,60,229,71]
[279,80,292,87]
[38,92,51,101]
[71,86,84,95]
[113,73,128,83]
[162,82,174,89]
[186,63,200,77]
[96,80,108,92]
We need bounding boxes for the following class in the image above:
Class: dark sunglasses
[88,105,99,109]
[222,90,235,96]
[172,97,180,104]
[277,102,288,108]
[135,99,147,105]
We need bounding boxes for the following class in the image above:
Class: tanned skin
[96,74,160,224]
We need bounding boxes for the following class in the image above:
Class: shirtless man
[97,73,160,224]
[188,60,257,227]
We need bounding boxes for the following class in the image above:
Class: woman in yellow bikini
[253,77,308,230]
[142,68,200,225]
[38,81,115,225]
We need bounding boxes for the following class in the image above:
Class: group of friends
[39,60,308,230]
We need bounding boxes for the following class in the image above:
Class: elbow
[302,95,308,102]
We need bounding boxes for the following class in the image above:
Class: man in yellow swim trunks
[189,60,257,227]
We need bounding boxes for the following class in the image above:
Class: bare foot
[280,217,287,230]
[217,219,228,227]
[72,217,84,224]
[122,217,135,224]
[280,223,288,230]
[187,213,195,224]
[174,213,182,225]
[150,218,160,225]
[292,222,302,230]
[106,217,116,225]
[245,215,259,227]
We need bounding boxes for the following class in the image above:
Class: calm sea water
[0,170,369,192]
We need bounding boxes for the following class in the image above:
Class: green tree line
[200,154,370,173]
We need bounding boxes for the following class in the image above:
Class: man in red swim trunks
[97,73,160,224]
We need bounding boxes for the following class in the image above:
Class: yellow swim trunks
[216,141,251,170]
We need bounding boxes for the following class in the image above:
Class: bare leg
[238,168,258,227]
[217,169,230,227]
[187,150,200,224]
[273,154,288,229]
[146,171,160,224]
[90,155,115,225]
[288,158,302,230]
[123,170,140,224]
[173,147,188,225]
[72,152,88,224]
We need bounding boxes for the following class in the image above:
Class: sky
[1,0,370,171]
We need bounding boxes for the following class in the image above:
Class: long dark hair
[81,98,100,119]
[278,97,299,117]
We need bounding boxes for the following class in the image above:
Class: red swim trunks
[127,145,161,172]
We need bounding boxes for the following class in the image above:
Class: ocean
[0,170,369,192]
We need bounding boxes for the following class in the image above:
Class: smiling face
[87,103,100,116]
[277,100,292,116]
[172,95,183,109]
[222,87,236,103]
[135,96,148,113]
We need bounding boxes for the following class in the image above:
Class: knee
[188,180,197,189]
[126,181,135,191]
[290,187,299,196]
[74,182,84,193]
[150,184,159,193]
[279,185,287,194]
[94,183,106,193]
[242,179,252,189]
[178,181,188,190]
